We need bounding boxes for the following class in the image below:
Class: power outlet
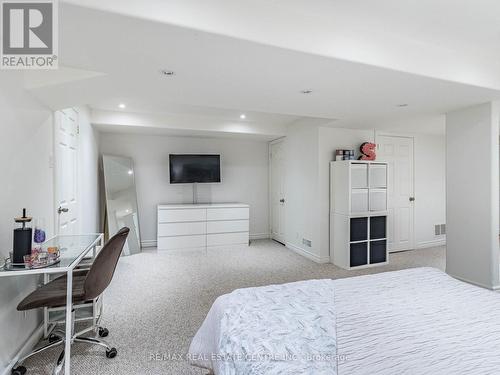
[302,238,312,247]
[435,224,446,236]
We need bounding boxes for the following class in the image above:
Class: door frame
[269,137,286,244]
[374,131,416,252]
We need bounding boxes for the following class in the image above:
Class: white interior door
[270,140,286,244]
[376,135,415,252]
[54,109,79,235]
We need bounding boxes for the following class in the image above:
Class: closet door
[376,135,415,252]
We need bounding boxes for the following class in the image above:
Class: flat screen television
[169,154,221,184]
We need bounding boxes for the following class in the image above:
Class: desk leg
[44,273,49,338]
[64,270,73,374]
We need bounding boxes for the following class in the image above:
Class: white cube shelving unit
[330,160,389,269]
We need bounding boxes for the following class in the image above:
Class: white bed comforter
[189,268,500,375]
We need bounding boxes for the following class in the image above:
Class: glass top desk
[0,234,104,375]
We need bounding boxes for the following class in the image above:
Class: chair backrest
[84,227,129,300]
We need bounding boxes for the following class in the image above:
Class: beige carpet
[22,240,445,374]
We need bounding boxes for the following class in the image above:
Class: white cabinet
[330,161,389,269]
[157,203,249,250]
[351,189,369,213]
[351,164,368,188]
[369,164,387,188]
[369,189,387,212]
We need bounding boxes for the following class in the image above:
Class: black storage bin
[370,216,386,240]
[350,217,368,242]
[350,242,368,267]
[370,240,387,264]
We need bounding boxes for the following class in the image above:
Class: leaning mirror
[102,155,141,256]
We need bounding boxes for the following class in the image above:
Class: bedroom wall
[282,122,323,261]
[283,119,446,263]
[99,133,270,245]
[77,106,101,234]
[0,73,54,372]
[446,102,500,289]
[0,78,100,371]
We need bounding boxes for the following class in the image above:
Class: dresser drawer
[158,209,206,223]
[158,222,206,237]
[157,235,206,250]
[206,207,249,221]
[207,220,249,234]
[207,232,249,247]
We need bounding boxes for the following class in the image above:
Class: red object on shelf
[358,142,376,160]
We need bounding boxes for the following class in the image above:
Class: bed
[189,267,500,375]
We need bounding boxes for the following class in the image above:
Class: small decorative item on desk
[23,255,32,269]
[47,246,60,261]
[13,208,32,265]
[33,219,46,250]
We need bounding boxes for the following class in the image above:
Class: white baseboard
[141,239,157,248]
[2,324,44,375]
[285,242,330,264]
[415,238,446,249]
[250,233,270,240]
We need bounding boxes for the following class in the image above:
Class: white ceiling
[24,1,500,136]
[62,0,500,89]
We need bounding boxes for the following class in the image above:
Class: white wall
[77,106,101,234]
[0,73,54,372]
[446,102,500,289]
[414,134,446,247]
[283,120,447,263]
[0,77,100,371]
[99,133,270,244]
[282,122,324,261]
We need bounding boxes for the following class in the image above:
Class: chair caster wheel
[106,348,117,359]
[98,327,109,337]
[49,334,61,343]
[11,366,26,375]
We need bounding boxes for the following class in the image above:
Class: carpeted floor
[22,240,445,374]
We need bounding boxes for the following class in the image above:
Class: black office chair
[11,227,130,375]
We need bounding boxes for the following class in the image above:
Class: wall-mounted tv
[169,154,221,184]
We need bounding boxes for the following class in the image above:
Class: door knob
[409,197,415,202]
[57,206,69,214]
[279,198,285,203]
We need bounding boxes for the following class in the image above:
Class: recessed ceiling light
[240,114,246,119]
[300,89,313,94]
[397,103,409,107]
[118,103,126,109]
[160,69,175,76]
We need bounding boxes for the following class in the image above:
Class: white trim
[141,239,157,248]
[2,324,44,375]
[415,238,446,249]
[269,138,286,243]
[250,233,270,240]
[285,242,330,264]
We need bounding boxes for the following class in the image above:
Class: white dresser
[157,203,250,250]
